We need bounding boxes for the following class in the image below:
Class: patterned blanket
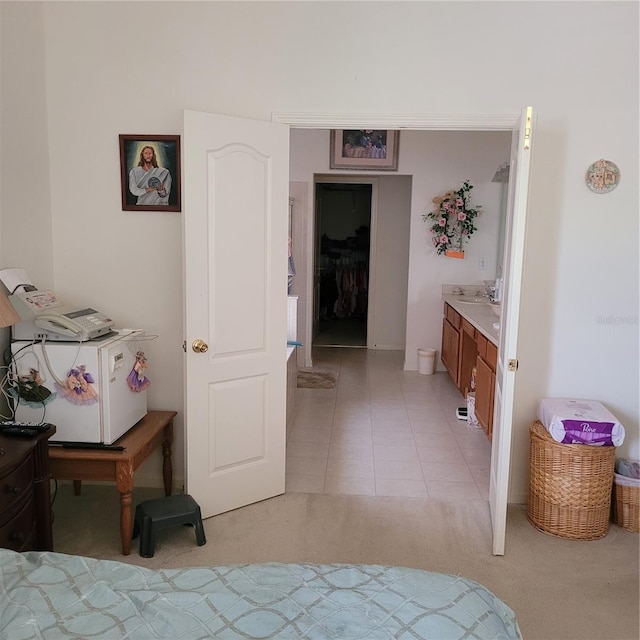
[0,550,521,639]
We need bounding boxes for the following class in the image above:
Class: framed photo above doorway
[119,134,181,211]
[330,129,399,171]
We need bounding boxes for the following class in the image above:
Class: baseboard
[404,362,446,373]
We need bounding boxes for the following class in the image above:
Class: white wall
[1,1,637,497]
[0,4,55,419]
[400,130,511,370]
[0,4,54,289]
[372,175,412,350]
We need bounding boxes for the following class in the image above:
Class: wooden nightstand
[0,426,56,551]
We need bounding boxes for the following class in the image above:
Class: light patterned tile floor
[286,347,491,502]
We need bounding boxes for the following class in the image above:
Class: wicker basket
[612,475,640,532]
[528,420,615,540]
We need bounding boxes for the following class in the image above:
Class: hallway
[286,347,491,500]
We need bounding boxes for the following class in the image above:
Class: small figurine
[127,351,151,392]
[16,368,56,406]
[56,365,99,405]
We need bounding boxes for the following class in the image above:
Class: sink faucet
[483,280,497,300]
[452,286,465,295]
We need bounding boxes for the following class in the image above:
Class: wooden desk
[48,410,176,555]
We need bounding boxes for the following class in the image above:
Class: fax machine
[9,289,114,342]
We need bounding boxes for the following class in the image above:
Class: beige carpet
[50,483,639,640]
[297,370,337,389]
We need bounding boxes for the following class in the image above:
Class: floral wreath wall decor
[422,180,482,258]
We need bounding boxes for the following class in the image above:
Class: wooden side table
[48,410,176,555]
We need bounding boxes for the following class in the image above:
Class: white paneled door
[183,110,289,518]
[490,107,535,555]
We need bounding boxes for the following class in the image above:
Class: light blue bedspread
[0,550,521,639]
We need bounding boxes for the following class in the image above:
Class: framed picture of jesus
[119,134,181,211]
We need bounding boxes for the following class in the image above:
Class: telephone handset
[9,290,115,341]
[34,314,87,339]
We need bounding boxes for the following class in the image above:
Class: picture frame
[119,134,181,211]
[329,129,399,171]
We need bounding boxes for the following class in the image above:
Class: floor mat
[297,371,337,389]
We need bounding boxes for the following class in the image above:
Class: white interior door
[183,110,289,518]
[490,107,535,555]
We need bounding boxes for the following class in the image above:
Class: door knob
[192,339,209,353]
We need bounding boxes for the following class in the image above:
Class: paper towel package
[537,398,625,446]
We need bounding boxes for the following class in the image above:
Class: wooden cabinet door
[460,330,479,396]
[449,322,460,385]
[441,317,450,370]
[441,318,460,386]
[475,355,493,439]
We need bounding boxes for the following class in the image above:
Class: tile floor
[286,347,492,501]
[314,317,366,347]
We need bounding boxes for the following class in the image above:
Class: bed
[0,550,521,639]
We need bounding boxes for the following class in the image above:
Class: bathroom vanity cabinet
[441,304,461,384]
[441,304,481,397]
[441,301,498,441]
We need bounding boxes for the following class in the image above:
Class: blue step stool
[132,494,206,558]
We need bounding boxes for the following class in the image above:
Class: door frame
[313,175,379,349]
[274,113,519,368]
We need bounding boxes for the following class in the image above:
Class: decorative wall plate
[585,159,620,194]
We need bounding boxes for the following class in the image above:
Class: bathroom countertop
[442,294,500,346]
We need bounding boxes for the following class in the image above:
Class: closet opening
[313,182,372,347]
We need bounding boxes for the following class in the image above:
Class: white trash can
[417,348,437,375]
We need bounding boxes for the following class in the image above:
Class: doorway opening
[278,111,528,555]
[314,182,371,347]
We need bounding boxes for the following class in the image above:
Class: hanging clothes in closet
[319,242,368,320]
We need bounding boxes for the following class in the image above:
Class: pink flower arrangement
[422,180,482,255]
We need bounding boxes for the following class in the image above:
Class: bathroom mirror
[492,163,510,277]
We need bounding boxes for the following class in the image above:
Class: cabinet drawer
[486,341,498,371]
[462,319,475,339]
[446,304,461,329]
[0,453,34,514]
[0,492,36,551]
